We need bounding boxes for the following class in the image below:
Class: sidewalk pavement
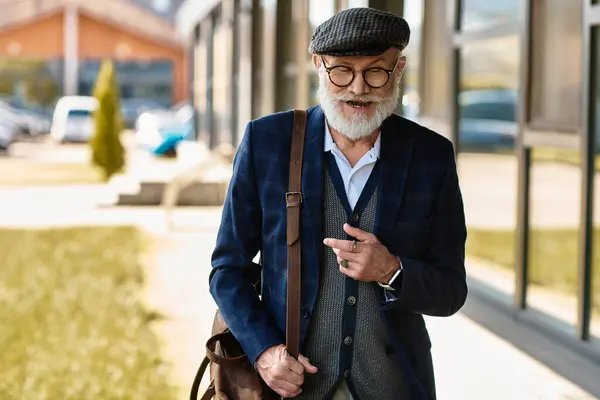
[427,314,595,400]
[144,208,598,400]
[0,184,596,399]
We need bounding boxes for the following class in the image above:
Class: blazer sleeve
[385,139,468,316]
[209,121,284,365]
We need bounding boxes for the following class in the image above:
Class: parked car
[135,103,194,156]
[0,120,18,151]
[458,88,518,153]
[0,97,52,135]
[121,98,166,129]
[50,96,99,143]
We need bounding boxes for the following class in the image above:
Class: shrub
[90,60,125,181]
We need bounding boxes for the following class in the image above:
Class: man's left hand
[323,223,400,284]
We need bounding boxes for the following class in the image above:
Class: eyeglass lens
[328,66,390,88]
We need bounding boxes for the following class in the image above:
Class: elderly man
[210,7,467,400]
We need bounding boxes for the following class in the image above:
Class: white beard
[317,69,401,141]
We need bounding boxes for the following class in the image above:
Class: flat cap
[309,7,410,57]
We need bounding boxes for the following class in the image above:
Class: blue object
[149,121,194,155]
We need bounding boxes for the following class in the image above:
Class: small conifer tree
[90,60,125,181]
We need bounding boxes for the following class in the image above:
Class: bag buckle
[285,192,303,207]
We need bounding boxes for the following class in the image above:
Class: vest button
[344,369,350,378]
[347,296,356,306]
[352,212,359,222]
[344,336,353,346]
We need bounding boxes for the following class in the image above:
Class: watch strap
[378,256,403,291]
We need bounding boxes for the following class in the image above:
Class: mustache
[331,92,393,103]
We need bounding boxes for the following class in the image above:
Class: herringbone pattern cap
[309,7,410,56]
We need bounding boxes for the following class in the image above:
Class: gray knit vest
[296,163,410,400]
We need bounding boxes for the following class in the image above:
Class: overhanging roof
[0,0,184,47]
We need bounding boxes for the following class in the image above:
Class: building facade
[177,0,600,364]
[0,0,188,112]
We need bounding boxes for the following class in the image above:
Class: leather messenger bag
[190,109,308,400]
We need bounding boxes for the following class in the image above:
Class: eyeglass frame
[320,56,403,89]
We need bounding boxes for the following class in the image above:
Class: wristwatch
[377,256,403,291]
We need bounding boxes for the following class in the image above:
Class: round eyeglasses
[321,56,401,89]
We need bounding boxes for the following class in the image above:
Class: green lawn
[467,228,600,309]
[0,226,175,399]
[532,147,600,171]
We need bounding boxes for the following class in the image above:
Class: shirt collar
[324,122,381,159]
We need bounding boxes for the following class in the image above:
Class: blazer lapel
[301,106,325,277]
[374,116,415,240]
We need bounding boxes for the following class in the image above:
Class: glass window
[400,0,423,121]
[460,0,520,32]
[457,36,520,301]
[529,0,582,130]
[78,60,174,106]
[591,27,600,341]
[459,35,520,153]
[458,152,518,300]
[528,147,581,332]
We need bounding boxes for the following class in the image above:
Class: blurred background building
[176,0,600,365]
[0,0,188,122]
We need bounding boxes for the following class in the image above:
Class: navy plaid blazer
[210,105,467,400]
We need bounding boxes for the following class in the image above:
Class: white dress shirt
[324,123,381,210]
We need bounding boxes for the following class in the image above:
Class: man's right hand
[255,344,318,397]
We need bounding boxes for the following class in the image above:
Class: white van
[50,96,99,143]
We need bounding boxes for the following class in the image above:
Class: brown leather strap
[205,331,247,366]
[285,109,307,360]
[190,356,213,400]
[201,384,215,400]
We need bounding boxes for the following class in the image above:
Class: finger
[337,257,368,279]
[323,238,354,251]
[274,364,304,386]
[298,354,318,374]
[334,248,361,262]
[272,379,302,397]
[339,262,359,279]
[284,353,304,375]
[343,223,379,243]
[339,261,370,282]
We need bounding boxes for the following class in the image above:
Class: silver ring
[340,259,348,268]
